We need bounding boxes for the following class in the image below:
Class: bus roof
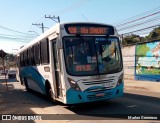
[17,22,117,54]
[17,23,60,54]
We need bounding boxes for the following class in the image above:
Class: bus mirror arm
[56,41,63,49]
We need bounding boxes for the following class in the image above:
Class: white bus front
[60,23,124,104]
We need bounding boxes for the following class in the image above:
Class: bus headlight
[117,73,123,86]
[68,78,81,91]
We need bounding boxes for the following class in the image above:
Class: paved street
[0,75,160,123]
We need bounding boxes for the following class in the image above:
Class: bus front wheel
[46,84,56,103]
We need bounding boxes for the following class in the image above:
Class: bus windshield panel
[63,36,122,76]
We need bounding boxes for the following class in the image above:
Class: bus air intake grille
[87,92,113,100]
[82,79,114,85]
[86,87,112,93]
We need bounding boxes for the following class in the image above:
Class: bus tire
[20,77,23,85]
[46,83,56,103]
[24,77,30,92]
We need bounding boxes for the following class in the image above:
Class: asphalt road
[0,76,160,122]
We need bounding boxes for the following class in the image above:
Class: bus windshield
[63,36,122,76]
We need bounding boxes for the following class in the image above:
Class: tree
[0,50,7,58]
[122,26,160,46]
[146,26,160,40]
[122,34,142,45]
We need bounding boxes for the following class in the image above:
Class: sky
[0,0,160,53]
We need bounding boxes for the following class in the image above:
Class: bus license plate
[95,93,105,97]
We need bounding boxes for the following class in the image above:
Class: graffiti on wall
[136,40,160,75]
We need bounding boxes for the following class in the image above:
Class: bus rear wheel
[24,78,30,92]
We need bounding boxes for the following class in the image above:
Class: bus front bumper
[66,83,124,104]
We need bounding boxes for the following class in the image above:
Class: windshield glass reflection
[63,36,122,76]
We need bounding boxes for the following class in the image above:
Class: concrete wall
[122,45,135,79]
[122,43,160,82]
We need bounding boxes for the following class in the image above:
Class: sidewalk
[0,76,159,93]
[124,79,160,93]
[0,77,159,93]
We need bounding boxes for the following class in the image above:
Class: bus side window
[40,38,49,65]
[27,49,30,66]
[23,52,25,67]
[25,50,28,66]
[31,46,35,66]
[28,47,33,66]
[20,53,23,67]
[34,43,40,65]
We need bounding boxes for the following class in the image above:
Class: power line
[24,0,89,43]
[0,33,36,38]
[115,7,160,35]
[0,25,28,35]
[81,14,89,21]
[0,36,33,41]
[0,0,89,48]
[114,6,160,26]
[32,0,88,26]
[116,10,160,28]
[33,0,88,24]
[53,0,88,15]
[118,16,160,32]
[123,24,160,35]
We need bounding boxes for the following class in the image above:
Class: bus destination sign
[65,24,114,35]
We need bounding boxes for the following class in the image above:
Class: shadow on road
[65,93,160,119]
[0,75,160,120]
[0,77,60,111]
[0,83,40,122]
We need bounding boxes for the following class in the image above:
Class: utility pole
[45,15,60,23]
[32,23,45,33]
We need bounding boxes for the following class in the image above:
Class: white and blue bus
[16,22,124,104]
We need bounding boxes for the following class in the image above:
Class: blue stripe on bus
[66,83,124,104]
[20,67,46,94]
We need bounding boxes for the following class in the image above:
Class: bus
[16,22,124,104]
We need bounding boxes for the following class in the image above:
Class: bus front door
[52,41,63,98]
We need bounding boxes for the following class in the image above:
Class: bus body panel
[20,67,46,94]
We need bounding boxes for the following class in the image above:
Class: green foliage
[147,26,160,40]
[136,44,150,57]
[122,26,160,46]
[0,53,16,70]
[122,34,143,45]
